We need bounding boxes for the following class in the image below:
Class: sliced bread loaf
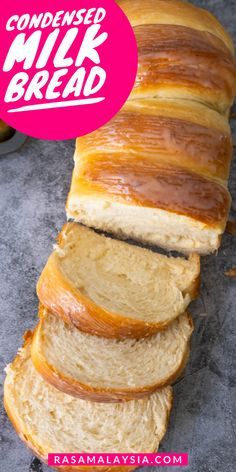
[4,334,173,471]
[31,307,193,402]
[37,223,199,338]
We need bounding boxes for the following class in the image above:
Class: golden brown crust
[132,25,236,112]
[37,226,199,339]
[72,157,231,228]
[4,396,47,462]
[4,332,50,462]
[37,255,173,339]
[30,308,192,403]
[124,99,230,133]
[117,0,235,54]
[76,111,232,182]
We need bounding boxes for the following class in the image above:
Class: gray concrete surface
[0,1,236,471]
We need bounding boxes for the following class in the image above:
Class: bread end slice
[4,335,173,471]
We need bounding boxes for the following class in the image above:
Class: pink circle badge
[0,0,137,140]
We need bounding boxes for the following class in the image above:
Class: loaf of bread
[4,334,172,471]
[4,1,236,467]
[37,223,199,338]
[31,307,192,402]
[67,0,236,254]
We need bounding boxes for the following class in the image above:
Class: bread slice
[31,307,193,402]
[37,223,199,339]
[4,334,173,471]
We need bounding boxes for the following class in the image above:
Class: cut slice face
[31,308,193,402]
[4,335,173,470]
[37,223,200,338]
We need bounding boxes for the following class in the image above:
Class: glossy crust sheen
[3,333,139,472]
[72,91,233,236]
[30,307,192,402]
[37,224,200,339]
[131,24,236,112]
[123,99,231,132]
[72,158,231,227]
[117,0,235,54]
[76,109,232,183]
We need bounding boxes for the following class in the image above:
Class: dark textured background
[0,1,236,471]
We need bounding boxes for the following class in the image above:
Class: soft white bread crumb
[37,223,199,337]
[4,338,173,457]
[58,224,199,322]
[67,196,221,255]
[31,310,192,400]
